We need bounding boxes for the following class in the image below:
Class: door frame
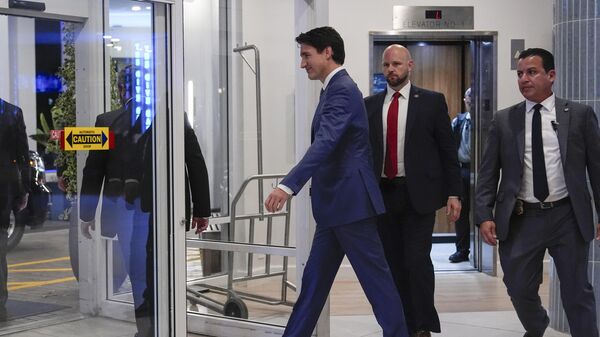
[368,30,498,275]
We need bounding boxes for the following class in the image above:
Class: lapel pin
[564,107,569,112]
[413,94,419,98]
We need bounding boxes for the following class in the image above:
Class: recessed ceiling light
[102,35,112,39]
[146,6,151,10]
[110,38,120,42]
[131,5,141,11]
[106,43,114,47]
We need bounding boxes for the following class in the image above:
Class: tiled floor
[2,232,573,337]
[3,311,571,337]
[331,312,570,337]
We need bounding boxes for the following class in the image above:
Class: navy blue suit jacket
[365,86,461,214]
[281,69,385,227]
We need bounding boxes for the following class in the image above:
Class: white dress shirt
[517,94,569,203]
[381,82,411,177]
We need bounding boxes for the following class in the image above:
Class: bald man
[365,44,462,337]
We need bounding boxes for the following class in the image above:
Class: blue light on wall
[133,42,154,131]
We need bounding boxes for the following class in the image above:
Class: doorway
[369,31,497,275]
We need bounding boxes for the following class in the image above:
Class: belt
[515,197,570,214]
[380,176,406,186]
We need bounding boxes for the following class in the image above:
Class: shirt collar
[525,93,555,113]
[385,81,411,102]
[322,66,345,90]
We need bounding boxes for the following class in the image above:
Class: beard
[386,73,408,88]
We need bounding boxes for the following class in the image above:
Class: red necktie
[384,92,400,179]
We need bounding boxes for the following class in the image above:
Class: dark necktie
[532,103,549,202]
[384,92,401,179]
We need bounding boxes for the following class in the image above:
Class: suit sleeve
[15,107,30,195]
[474,117,501,225]
[433,94,461,198]
[583,107,600,215]
[79,115,108,222]
[184,117,211,217]
[281,83,356,193]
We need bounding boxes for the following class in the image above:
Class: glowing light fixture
[131,5,141,11]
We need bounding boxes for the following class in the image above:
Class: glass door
[93,1,184,336]
[471,37,498,275]
[182,0,319,336]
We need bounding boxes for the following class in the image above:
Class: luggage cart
[186,44,296,318]
[187,173,295,318]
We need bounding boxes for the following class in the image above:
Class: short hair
[518,48,555,72]
[295,26,345,65]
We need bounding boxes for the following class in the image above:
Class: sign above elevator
[393,6,474,30]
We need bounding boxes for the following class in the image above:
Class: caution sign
[62,127,113,151]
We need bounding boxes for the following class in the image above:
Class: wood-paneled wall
[406,44,471,233]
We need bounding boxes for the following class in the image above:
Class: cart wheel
[223,297,248,319]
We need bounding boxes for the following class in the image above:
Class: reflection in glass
[81,1,156,336]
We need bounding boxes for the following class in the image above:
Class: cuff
[277,184,293,195]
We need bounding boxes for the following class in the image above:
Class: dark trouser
[499,202,598,337]
[134,212,154,337]
[378,178,440,333]
[0,182,14,309]
[283,218,409,337]
[454,166,471,253]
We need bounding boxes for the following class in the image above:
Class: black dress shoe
[523,333,541,337]
[449,251,469,263]
[411,331,431,337]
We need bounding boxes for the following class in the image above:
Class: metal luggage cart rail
[186,173,296,318]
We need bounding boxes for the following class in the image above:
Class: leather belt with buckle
[380,177,406,187]
[514,197,570,215]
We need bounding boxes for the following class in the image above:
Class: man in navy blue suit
[264,27,409,337]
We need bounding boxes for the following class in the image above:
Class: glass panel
[0,1,171,336]
[100,0,155,310]
[92,1,168,336]
[0,14,92,330]
[184,0,298,330]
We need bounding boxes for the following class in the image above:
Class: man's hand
[446,197,461,222]
[480,220,497,246]
[191,217,209,235]
[16,193,28,211]
[58,176,67,192]
[81,220,96,239]
[265,188,291,213]
[596,223,600,240]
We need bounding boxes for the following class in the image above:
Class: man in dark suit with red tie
[476,48,599,337]
[365,44,462,337]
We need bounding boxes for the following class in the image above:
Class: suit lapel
[373,91,386,158]
[512,102,526,169]
[311,70,349,142]
[405,86,419,143]
[555,97,570,164]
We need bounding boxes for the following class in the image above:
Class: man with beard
[364,44,462,337]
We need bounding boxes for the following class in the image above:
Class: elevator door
[369,31,498,275]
